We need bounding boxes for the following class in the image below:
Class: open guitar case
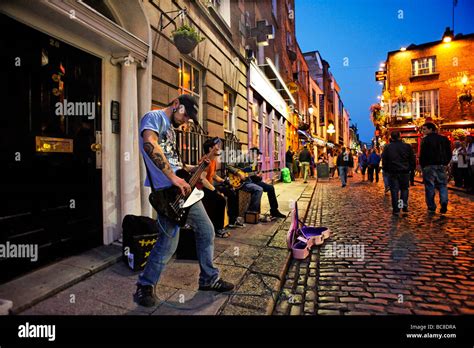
[286,201,331,260]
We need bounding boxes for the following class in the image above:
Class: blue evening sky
[295,0,474,143]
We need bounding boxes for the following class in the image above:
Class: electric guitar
[148,147,218,226]
[227,165,281,189]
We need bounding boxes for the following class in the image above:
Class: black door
[0,14,103,283]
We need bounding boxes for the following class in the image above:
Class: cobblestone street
[274,174,474,315]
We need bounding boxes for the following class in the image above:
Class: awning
[440,121,474,129]
[298,130,312,140]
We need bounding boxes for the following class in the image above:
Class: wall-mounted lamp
[327,122,335,134]
[308,105,314,114]
[442,27,454,43]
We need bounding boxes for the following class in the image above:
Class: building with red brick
[376,30,474,155]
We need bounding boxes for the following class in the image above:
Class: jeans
[202,187,226,232]
[138,201,219,287]
[254,180,278,212]
[382,170,390,191]
[422,165,449,210]
[216,184,238,224]
[286,162,295,180]
[388,173,410,211]
[368,165,380,182]
[338,166,348,186]
[301,161,310,182]
[240,181,263,212]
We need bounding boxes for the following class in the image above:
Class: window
[251,98,261,148]
[179,59,201,124]
[223,89,234,132]
[412,90,439,118]
[411,56,436,76]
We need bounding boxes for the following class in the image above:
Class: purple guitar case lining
[287,202,331,260]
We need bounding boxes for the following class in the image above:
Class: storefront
[248,61,289,182]
[0,0,152,281]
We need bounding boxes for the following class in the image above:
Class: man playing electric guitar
[134,95,234,307]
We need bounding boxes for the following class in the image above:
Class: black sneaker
[440,204,448,214]
[428,208,436,214]
[271,210,286,219]
[199,279,234,293]
[134,284,156,307]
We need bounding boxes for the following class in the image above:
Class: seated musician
[200,137,244,238]
[235,147,286,219]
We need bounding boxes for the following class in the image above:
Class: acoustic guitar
[226,165,281,189]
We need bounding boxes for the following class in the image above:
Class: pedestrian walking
[419,122,452,214]
[309,150,316,178]
[285,146,295,181]
[348,150,354,177]
[367,148,381,182]
[380,145,390,194]
[466,135,474,193]
[336,147,352,187]
[451,141,468,188]
[328,152,336,179]
[299,145,311,183]
[382,131,416,215]
[359,149,369,181]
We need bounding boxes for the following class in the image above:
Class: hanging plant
[172,24,205,54]
[458,91,472,105]
[452,128,469,140]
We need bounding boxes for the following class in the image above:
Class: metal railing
[175,129,242,177]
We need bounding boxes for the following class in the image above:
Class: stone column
[112,54,142,222]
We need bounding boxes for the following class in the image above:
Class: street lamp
[400,47,407,51]
[442,27,454,43]
[327,123,335,134]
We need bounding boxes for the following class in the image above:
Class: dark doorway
[0,14,103,283]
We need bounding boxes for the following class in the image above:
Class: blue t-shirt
[139,110,180,190]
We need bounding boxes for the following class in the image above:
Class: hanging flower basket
[452,128,469,140]
[172,25,205,54]
[458,92,472,105]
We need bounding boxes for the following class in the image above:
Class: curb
[9,247,122,314]
[266,180,318,315]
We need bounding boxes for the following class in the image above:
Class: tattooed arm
[142,129,190,195]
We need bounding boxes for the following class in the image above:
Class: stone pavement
[18,178,315,315]
[274,173,474,315]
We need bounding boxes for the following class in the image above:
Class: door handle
[91,143,102,152]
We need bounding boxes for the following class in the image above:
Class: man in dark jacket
[336,147,352,187]
[382,131,416,215]
[419,122,451,213]
[285,146,295,181]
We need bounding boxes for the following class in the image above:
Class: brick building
[379,30,474,155]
